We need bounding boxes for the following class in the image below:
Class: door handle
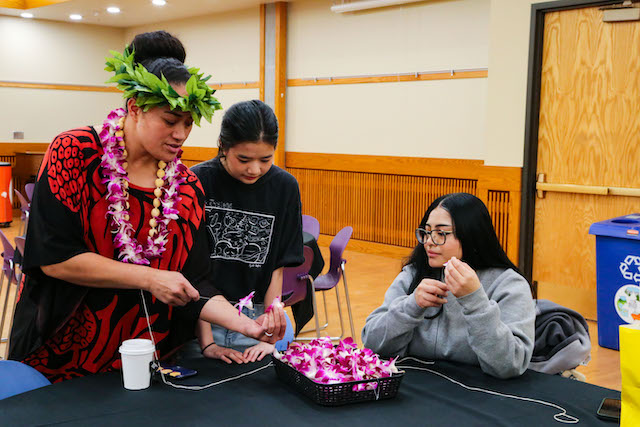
[536,173,640,198]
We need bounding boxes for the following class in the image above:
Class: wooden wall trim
[259,3,266,102]
[181,146,218,163]
[288,69,488,87]
[286,152,485,179]
[478,166,522,192]
[0,0,24,8]
[0,81,120,93]
[0,0,70,9]
[0,144,519,191]
[0,80,258,92]
[24,0,71,8]
[274,1,288,168]
[0,143,218,163]
[208,82,260,90]
[0,142,49,155]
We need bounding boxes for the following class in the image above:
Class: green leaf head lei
[105,47,222,126]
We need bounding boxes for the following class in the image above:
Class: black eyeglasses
[415,228,453,246]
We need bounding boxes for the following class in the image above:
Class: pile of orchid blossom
[100,108,187,265]
[274,337,399,391]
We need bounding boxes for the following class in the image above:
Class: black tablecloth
[290,232,325,335]
[0,354,619,426]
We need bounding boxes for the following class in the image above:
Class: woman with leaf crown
[9,30,286,383]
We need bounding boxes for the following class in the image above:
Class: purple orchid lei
[274,337,399,391]
[99,108,187,265]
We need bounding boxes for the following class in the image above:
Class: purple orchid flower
[265,296,282,313]
[234,291,255,316]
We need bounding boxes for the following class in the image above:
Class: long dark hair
[128,30,190,85]
[218,100,278,157]
[404,192,522,293]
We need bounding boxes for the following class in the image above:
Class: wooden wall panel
[287,153,521,263]
[488,190,510,254]
[181,146,218,168]
[0,141,521,262]
[288,168,478,248]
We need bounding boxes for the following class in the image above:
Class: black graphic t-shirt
[191,157,304,303]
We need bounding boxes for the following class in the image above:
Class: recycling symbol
[620,255,640,284]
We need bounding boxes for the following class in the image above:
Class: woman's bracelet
[201,342,215,355]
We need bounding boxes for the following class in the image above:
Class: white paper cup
[119,339,155,390]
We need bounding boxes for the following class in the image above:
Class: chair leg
[297,269,353,342]
[18,213,26,237]
[5,270,22,360]
[321,292,329,329]
[341,262,356,340]
[298,290,330,334]
[0,268,11,358]
[297,285,344,341]
[295,281,323,342]
[308,278,320,339]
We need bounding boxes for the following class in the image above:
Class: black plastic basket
[272,355,405,406]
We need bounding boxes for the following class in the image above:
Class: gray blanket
[528,299,591,374]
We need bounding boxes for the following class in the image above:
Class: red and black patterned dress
[9,127,219,383]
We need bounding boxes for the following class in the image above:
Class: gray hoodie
[361,265,535,379]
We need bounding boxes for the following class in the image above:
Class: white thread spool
[119,339,155,390]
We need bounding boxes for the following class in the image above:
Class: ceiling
[0,0,281,27]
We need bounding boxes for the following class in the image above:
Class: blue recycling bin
[589,214,640,350]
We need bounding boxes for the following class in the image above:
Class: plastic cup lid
[119,338,155,356]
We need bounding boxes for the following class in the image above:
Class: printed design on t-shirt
[205,204,274,265]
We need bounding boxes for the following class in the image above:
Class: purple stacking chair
[2,237,26,360]
[24,183,35,203]
[14,190,30,237]
[282,246,314,307]
[298,226,355,341]
[282,246,322,338]
[302,214,320,240]
[299,214,330,333]
[0,231,18,360]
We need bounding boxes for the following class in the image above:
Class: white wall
[0,87,123,142]
[125,7,261,148]
[485,0,546,166]
[182,88,260,148]
[0,16,125,142]
[287,79,487,158]
[289,0,489,77]
[125,7,260,84]
[286,0,490,159]
[0,16,125,85]
[1,0,541,162]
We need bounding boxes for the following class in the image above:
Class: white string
[139,289,270,391]
[159,362,274,391]
[373,381,381,400]
[139,290,160,362]
[139,293,578,422]
[397,357,579,424]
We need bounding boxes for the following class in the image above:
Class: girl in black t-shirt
[192,100,304,364]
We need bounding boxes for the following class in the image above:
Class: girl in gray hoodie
[362,193,535,379]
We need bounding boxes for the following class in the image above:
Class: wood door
[534,6,640,320]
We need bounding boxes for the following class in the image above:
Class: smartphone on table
[596,397,621,422]
[156,364,197,379]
